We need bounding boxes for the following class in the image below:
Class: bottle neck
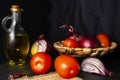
[12,11,22,26]
[10,11,24,34]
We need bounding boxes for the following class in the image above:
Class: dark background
[0,0,120,80]
[0,0,120,61]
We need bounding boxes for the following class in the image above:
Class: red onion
[80,37,100,48]
[31,34,52,55]
[59,24,83,42]
[81,57,112,76]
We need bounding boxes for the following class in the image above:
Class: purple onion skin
[8,73,27,80]
[80,36,101,48]
[67,32,84,43]
[59,24,83,42]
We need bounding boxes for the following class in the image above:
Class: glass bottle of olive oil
[1,5,30,66]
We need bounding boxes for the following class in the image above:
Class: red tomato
[30,52,52,74]
[54,54,80,79]
[63,38,79,48]
[97,33,110,48]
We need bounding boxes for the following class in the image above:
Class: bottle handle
[1,15,12,32]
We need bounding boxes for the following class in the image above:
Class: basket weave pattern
[54,41,117,58]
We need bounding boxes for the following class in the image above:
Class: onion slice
[81,57,112,76]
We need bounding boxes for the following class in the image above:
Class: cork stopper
[10,5,23,11]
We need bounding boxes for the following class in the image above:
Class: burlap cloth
[12,72,83,80]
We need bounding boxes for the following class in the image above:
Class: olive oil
[1,5,30,66]
[3,34,30,66]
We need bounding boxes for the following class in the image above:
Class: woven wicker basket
[53,41,117,58]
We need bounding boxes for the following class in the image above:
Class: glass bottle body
[3,33,29,66]
[2,5,30,66]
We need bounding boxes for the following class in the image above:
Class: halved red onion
[31,34,51,55]
[37,34,51,53]
[81,57,112,76]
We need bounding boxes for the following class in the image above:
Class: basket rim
[53,40,117,57]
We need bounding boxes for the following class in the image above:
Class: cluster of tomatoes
[30,52,80,79]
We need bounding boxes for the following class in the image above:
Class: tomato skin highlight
[63,39,79,48]
[54,54,80,79]
[30,52,52,74]
[97,33,110,48]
